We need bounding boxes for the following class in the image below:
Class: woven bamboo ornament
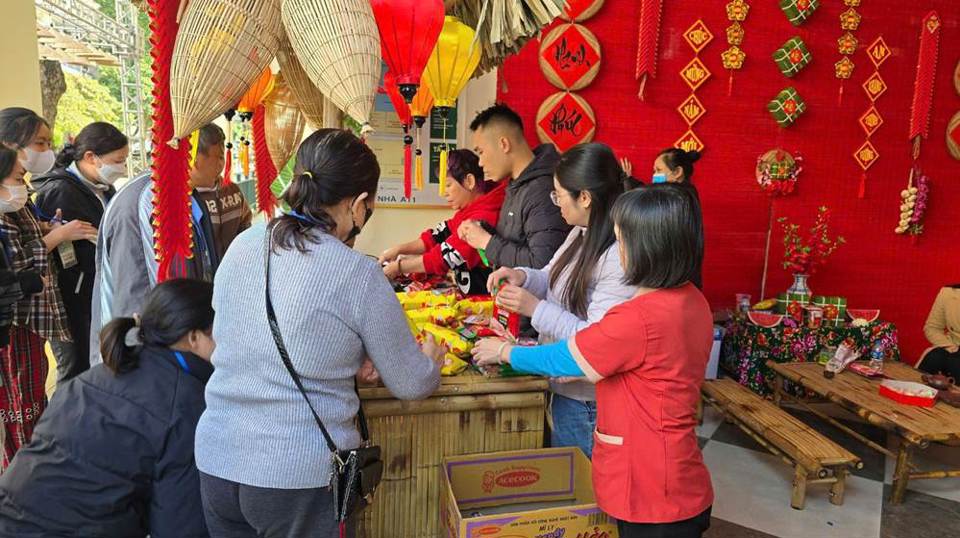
[149,0,193,281]
[263,73,307,173]
[635,0,664,100]
[536,91,596,152]
[955,60,960,96]
[409,85,434,191]
[853,36,890,198]
[539,23,602,91]
[721,0,749,96]
[423,15,481,196]
[561,0,605,22]
[675,20,713,153]
[447,0,564,76]
[275,34,339,130]
[282,0,381,137]
[947,111,960,160]
[169,0,283,144]
[371,0,444,103]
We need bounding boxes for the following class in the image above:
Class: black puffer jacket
[485,144,570,269]
[0,346,212,538]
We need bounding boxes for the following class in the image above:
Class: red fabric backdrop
[498,0,960,363]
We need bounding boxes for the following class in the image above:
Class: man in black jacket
[458,104,569,270]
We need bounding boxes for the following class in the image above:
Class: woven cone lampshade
[169,0,284,142]
[263,73,307,172]
[282,0,381,135]
[371,0,444,103]
[276,33,339,129]
[238,68,276,114]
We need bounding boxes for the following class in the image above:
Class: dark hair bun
[685,150,702,163]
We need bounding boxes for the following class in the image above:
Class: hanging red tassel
[837,83,844,107]
[222,146,233,185]
[148,0,193,282]
[403,137,412,199]
[858,173,866,199]
[635,0,664,100]
[909,11,941,143]
[252,104,278,216]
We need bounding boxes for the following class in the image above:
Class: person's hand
[472,337,512,367]
[382,260,401,280]
[552,376,584,384]
[55,219,98,242]
[946,345,959,353]
[487,267,527,294]
[620,157,633,177]
[420,334,447,367]
[378,246,400,264]
[458,220,492,250]
[357,357,381,385]
[495,284,539,317]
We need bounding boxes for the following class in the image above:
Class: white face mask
[0,185,29,213]
[96,157,126,185]
[21,147,55,175]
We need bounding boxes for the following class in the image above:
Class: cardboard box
[441,448,618,538]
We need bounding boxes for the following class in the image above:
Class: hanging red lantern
[370,0,445,102]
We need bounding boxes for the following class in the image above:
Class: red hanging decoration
[370,0,444,103]
[383,72,414,199]
[148,0,192,282]
[909,11,941,149]
[222,145,233,185]
[252,104,278,217]
[635,0,664,100]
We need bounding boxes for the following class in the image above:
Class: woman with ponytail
[33,121,128,384]
[195,128,442,537]
[0,278,215,538]
[482,143,636,459]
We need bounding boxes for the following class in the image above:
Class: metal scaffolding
[34,0,148,175]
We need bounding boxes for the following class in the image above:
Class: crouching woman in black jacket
[0,279,215,538]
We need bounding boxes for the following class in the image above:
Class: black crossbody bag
[263,228,383,523]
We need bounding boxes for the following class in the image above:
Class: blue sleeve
[509,341,585,377]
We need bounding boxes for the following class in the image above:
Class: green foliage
[53,73,122,147]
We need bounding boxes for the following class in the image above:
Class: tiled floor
[698,405,960,538]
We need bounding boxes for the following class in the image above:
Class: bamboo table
[767,360,960,504]
[357,371,549,538]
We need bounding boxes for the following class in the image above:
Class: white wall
[354,69,499,256]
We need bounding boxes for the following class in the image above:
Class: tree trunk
[39,60,67,128]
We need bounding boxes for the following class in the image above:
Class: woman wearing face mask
[33,121,129,384]
[0,108,56,177]
[0,279,216,538]
[379,149,505,295]
[483,143,636,459]
[195,129,442,537]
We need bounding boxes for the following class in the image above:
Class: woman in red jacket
[474,184,713,538]
[380,149,505,295]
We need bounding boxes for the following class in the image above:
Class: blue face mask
[652,172,668,184]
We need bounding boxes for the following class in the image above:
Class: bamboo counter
[357,371,549,538]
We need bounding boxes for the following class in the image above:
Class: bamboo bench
[702,378,863,510]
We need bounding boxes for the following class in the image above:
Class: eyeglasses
[549,190,572,206]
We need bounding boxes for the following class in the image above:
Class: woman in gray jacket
[194,129,443,538]
[485,143,635,458]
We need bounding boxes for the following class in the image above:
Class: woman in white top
[487,143,635,458]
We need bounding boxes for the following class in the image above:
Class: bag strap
[263,225,371,454]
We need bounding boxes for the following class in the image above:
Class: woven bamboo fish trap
[275,33,341,130]
[281,0,381,135]
[446,0,566,75]
[169,0,284,142]
[263,73,307,171]
[357,371,548,538]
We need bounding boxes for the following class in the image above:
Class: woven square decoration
[780,0,819,26]
[683,20,714,53]
[675,130,705,153]
[773,37,812,78]
[859,107,884,136]
[680,57,712,91]
[854,140,879,170]
[863,72,888,101]
[677,94,706,125]
[768,87,806,127]
[867,37,891,68]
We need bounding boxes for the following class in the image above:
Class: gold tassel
[415,153,424,190]
[438,148,447,196]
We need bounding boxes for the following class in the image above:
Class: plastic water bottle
[869,341,885,374]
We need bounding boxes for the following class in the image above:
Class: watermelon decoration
[748,311,785,328]
[847,309,880,322]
